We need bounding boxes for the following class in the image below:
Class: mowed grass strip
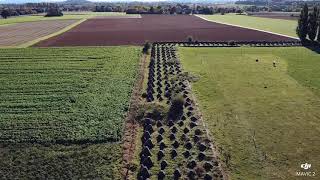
[0,47,140,143]
[178,47,320,179]
[199,14,298,37]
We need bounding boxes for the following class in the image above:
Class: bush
[142,41,151,54]
[228,40,236,46]
[45,8,63,17]
[168,94,185,120]
[167,58,179,66]
[137,102,169,122]
[1,10,10,19]
[187,36,193,43]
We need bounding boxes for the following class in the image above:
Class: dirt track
[0,20,78,46]
[35,15,297,47]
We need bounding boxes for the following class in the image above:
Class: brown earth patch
[35,15,297,47]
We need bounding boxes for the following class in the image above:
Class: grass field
[0,47,140,143]
[0,12,136,26]
[0,143,122,179]
[199,14,298,38]
[179,47,320,179]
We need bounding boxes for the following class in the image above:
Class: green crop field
[0,47,140,143]
[179,47,320,179]
[0,143,122,179]
[199,14,298,38]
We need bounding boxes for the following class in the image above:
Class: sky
[0,0,169,2]
[0,0,225,4]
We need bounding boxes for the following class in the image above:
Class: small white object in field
[273,61,276,67]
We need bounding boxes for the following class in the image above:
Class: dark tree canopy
[307,7,318,41]
[1,10,10,19]
[45,8,63,17]
[296,4,309,41]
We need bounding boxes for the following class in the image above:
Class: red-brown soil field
[0,20,78,46]
[35,15,297,47]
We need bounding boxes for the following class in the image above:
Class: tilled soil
[35,15,296,47]
[0,19,78,46]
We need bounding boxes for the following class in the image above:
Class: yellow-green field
[199,14,298,38]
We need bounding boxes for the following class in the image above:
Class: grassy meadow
[0,47,140,143]
[199,14,298,38]
[179,47,320,179]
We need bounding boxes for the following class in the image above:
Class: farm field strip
[0,19,81,47]
[35,15,296,47]
[198,14,298,38]
[135,43,225,179]
[0,47,140,143]
[196,15,299,40]
[178,47,320,179]
[0,12,138,26]
[0,143,123,179]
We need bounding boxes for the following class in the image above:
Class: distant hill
[60,0,92,5]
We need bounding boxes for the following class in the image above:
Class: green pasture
[179,47,320,179]
[199,14,298,38]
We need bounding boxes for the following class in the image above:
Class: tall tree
[1,9,10,19]
[308,7,318,41]
[296,4,309,41]
[317,6,320,43]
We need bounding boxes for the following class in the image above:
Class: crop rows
[0,47,140,143]
[0,20,78,46]
[156,41,301,47]
[137,43,224,179]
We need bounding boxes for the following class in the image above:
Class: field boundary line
[195,15,299,40]
[18,19,87,48]
[122,54,147,179]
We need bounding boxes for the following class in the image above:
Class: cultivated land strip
[35,15,295,47]
[135,43,225,179]
[0,19,82,47]
[0,47,140,143]
[18,19,87,48]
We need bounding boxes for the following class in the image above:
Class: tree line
[0,3,62,19]
[94,4,243,15]
[296,4,320,44]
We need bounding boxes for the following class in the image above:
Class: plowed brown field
[35,15,297,47]
[0,20,78,46]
